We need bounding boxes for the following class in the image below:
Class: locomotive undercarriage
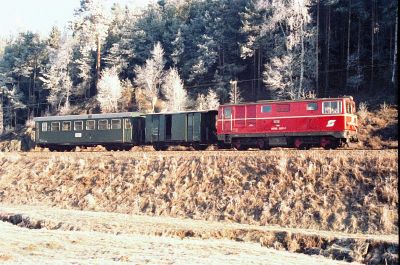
[230,135,345,150]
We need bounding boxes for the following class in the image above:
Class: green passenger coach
[34,112,145,151]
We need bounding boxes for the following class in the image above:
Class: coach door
[222,107,232,132]
[123,118,132,143]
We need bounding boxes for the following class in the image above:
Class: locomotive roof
[221,96,354,107]
[33,112,144,122]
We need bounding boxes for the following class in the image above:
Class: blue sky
[0,0,151,38]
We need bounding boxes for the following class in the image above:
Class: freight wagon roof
[146,109,218,115]
[220,96,354,107]
[33,112,144,122]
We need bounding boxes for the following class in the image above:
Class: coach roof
[33,112,144,122]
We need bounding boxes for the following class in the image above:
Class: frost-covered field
[0,205,368,265]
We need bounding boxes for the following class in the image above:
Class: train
[33,96,358,151]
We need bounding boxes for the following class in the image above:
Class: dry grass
[0,150,397,235]
[357,105,398,149]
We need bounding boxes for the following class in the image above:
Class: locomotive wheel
[233,141,249,151]
[299,144,310,150]
[216,143,231,150]
[257,139,270,150]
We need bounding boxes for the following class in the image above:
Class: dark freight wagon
[145,110,218,150]
[34,112,145,151]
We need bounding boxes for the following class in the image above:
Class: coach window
[98,119,109,130]
[111,119,121,129]
[41,122,48,132]
[74,121,83,131]
[62,121,71,131]
[323,101,342,114]
[223,107,232,119]
[86,120,95,130]
[124,119,132,129]
[277,104,290,112]
[261,105,272,113]
[51,122,60,131]
[306,102,318,111]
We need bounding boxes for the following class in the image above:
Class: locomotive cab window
[124,119,132,129]
[98,120,109,130]
[277,104,290,112]
[111,119,121,129]
[306,102,318,111]
[223,108,232,119]
[74,121,83,131]
[41,122,48,132]
[323,101,342,114]
[62,121,71,131]
[86,120,95,130]
[261,105,272,113]
[51,122,60,131]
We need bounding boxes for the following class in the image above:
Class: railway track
[25,144,398,153]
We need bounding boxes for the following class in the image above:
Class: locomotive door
[223,107,232,132]
[123,118,132,143]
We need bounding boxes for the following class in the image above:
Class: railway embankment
[0,150,397,235]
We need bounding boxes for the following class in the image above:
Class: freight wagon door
[171,113,186,141]
[187,113,193,141]
[123,118,132,142]
[192,113,201,141]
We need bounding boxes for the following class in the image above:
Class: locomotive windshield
[322,101,342,114]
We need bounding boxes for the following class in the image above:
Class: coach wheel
[122,146,133,151]
[153,144,168,151]
[193,144,208,151]
[48,146,56,152]
[64,146,75,152]
[105,146,119,151]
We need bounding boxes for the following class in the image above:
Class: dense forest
[0,0,397,131]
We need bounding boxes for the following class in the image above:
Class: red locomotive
[216,96,358,150]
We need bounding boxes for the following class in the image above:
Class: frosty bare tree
[120,79,135,111]
[42,35,75,112]
[196,89,220,110]
[134,42,165,113]
[206,89,220,109]
[97,67,122,113]
[72,0,109,97]
[195,94,207,110]
[258,0,316,99]
[162,68,188,112]
[263,55,295,99]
